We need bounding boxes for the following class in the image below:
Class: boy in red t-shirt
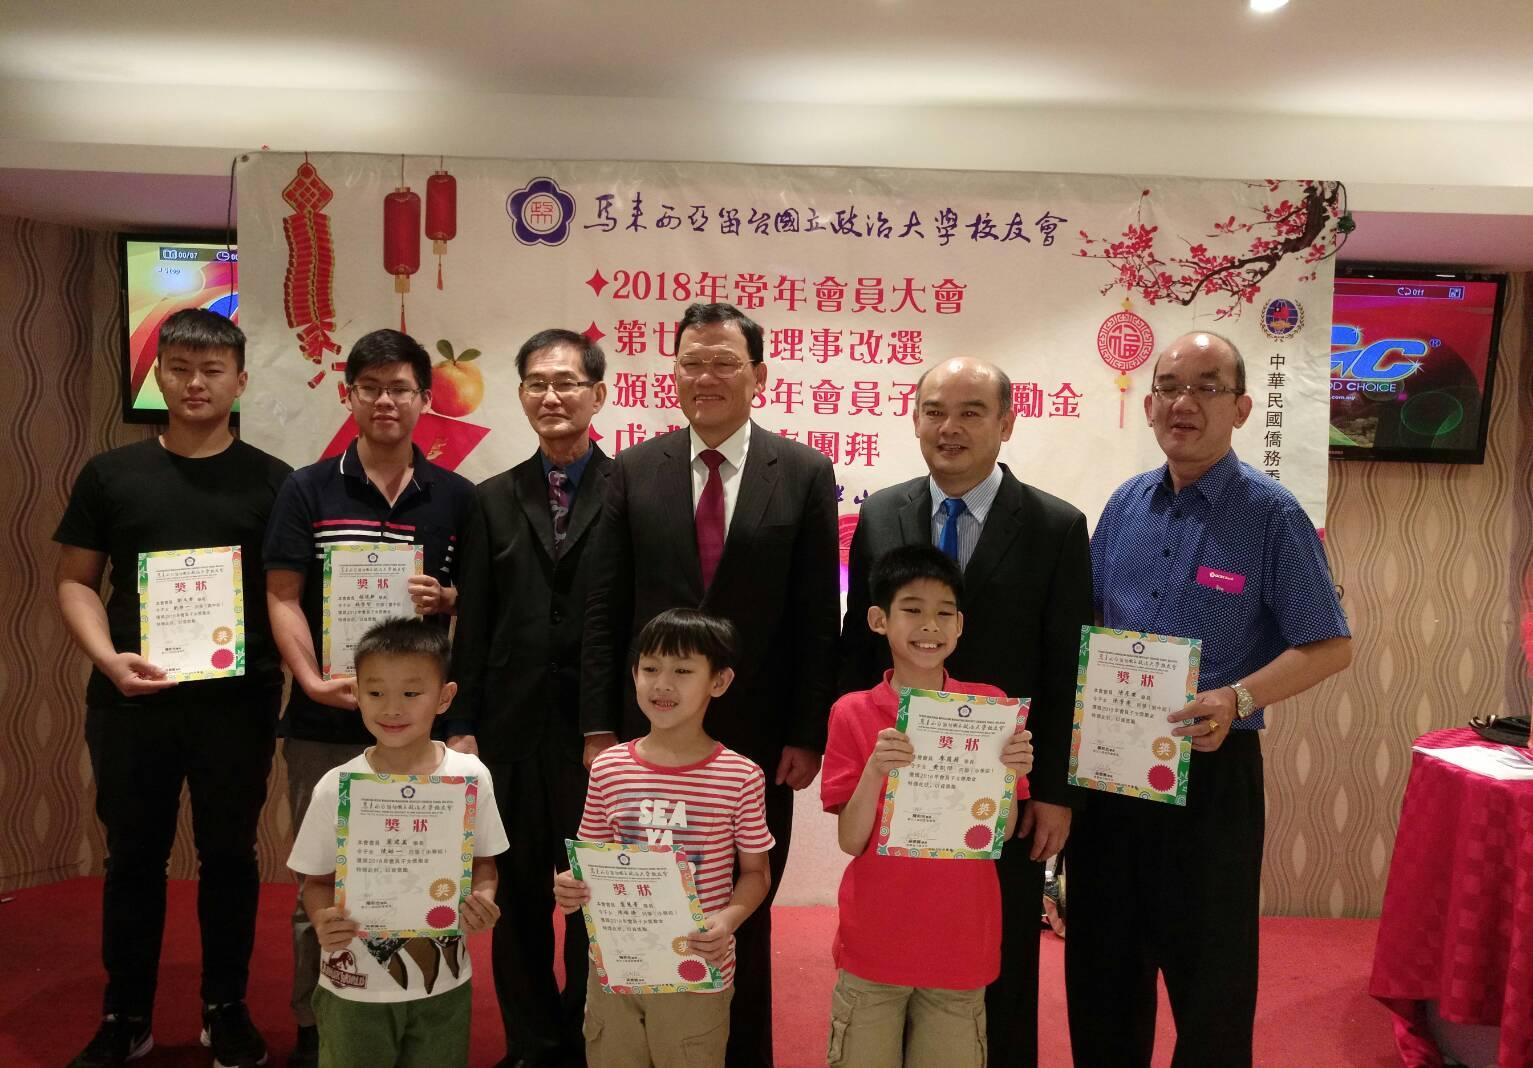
[821,544,1035,1068]
[555,608,774,1068]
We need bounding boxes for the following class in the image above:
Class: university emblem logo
[506,177,576,247]
[1261,298,1304,341]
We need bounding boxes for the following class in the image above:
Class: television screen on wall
[118,233,239,424]
[1329,266,1506,464]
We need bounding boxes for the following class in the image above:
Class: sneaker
[68,1015,153,1067]
[288,1024,319,1068]
[200,1001,269,1068]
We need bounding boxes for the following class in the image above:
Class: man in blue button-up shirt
[1065,331,1351,1068]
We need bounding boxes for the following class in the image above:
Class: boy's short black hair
[345,328,433,392]
[632,608,739,673]
[353,617,450,680]
[158,307,246,370]
[869,544,965,612]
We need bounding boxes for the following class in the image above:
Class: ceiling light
[1250,0,1289,12]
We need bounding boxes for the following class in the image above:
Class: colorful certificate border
[877,688,1028,861]
[334,773,477,938]
[565,839,723,995]
[136,545,245,681]
[1068,626,1202,806]
[320,542,424,679]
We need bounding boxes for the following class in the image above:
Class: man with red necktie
[582,302,840,1067]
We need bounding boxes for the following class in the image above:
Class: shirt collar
[339,439,432,487]
[1149,448,1241,503]
[878,668,954,708]
[689,420,751,472]
[541,445,594,489]
[927,463,1003,523]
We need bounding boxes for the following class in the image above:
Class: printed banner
[238,154,1341,541]
[335,772,476,938]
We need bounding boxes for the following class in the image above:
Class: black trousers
[488,754,592,1064]
[1064,731,1265,1068]
[984,819,1048,1067]
[83,687,280,1018]
[725,777,793,1068]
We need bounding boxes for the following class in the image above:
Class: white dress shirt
[927,464,1003,571]
[689,420,752,538]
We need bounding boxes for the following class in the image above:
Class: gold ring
[1207,719,1220,734]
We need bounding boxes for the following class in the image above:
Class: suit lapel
[711,424,779,594]
[513,455,556,561]
[898,477,931,548]
[559,445,609,553]
[963,466,1027,591]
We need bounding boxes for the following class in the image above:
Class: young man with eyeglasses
[1065,331,1350,1067]
[582,302,840,1067]
[447,328,610,1067]
[263,328,474,1067]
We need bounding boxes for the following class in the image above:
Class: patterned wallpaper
[1,212,1529,919]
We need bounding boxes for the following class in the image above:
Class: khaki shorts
[827,969,987,1068]
[583,967,733,1068]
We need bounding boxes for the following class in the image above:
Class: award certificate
[1069,626,1201,806]
[137,546,244,681]
[567,840,722,995]
[877,689,1029,860]
[335,773,476,938]
[321,543,422,679]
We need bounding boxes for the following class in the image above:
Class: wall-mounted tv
[1329,266,1505,464]
[118,232,239,425]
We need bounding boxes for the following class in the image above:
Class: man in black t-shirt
[263,329,473,1066]
[54,309,291,1068]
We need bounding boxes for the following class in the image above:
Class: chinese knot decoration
[425,162,457,290]
[383,155,421,331]
[280,156,340,389]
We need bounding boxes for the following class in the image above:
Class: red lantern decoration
[383,160,421,331]
[425,164,457,290]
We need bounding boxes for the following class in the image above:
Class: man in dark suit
[839,356,1093,1068]
[449,328,610,1068]
[582,302,840,1067]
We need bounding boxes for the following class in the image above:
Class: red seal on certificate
[964,824,994,850]
[676,959,708,983]
[426,905,456,929]
[210,648,234,670]
[1147,764,1176,793]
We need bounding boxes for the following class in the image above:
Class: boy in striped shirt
[555,608,773,1067]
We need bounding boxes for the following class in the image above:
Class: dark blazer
[581,424,840,768]
[838,464,1093,808]
[450,446,610,765]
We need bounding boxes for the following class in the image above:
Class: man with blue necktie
[839,356,1094,1068]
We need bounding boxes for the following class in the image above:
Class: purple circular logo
[506,177,575,247]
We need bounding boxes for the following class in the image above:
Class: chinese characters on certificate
[1069,627,1201,806]
[878,689,1029,860]
[566,841,721,994]
[321,543,422,679]
[137,546,244,680]
[335,774,475,937]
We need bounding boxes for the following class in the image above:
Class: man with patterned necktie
[839,356,1094,1068]
[448,328,610,1068]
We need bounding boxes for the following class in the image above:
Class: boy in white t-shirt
[288,618,508,1067]
[555,608,775,1068]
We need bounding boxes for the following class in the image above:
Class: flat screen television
[1329,266,1506,464]
[118,232,239,425]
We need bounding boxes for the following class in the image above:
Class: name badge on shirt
[1196,566,1246,596]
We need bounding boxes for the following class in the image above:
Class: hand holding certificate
[322,544,423,679]
[334,773,476,937]
[566,840,722,994]
[137,546,244,680]
[877,689,1030,860]
[1069,626,1201,805]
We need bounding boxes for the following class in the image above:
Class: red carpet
[0,879,1397,1066]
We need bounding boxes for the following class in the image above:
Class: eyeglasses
[350,384,423,404]
[676,356,749,379]
[520,378,596,398]
[1150,383,1243,403]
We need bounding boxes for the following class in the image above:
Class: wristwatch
[1230,681,1255,719]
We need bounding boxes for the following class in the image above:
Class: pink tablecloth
[1369,727,1533,1067]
